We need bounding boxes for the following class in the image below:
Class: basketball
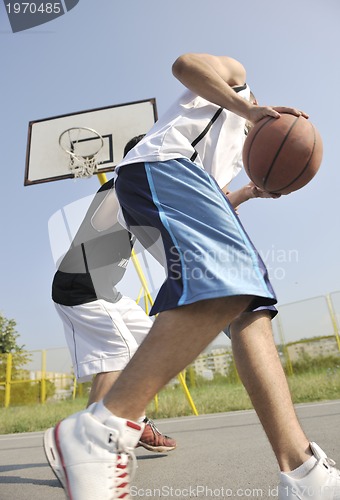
[242,113,323,195]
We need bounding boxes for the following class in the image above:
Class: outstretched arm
[223,182,281,211]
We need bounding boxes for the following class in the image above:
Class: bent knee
[230,309,273,337]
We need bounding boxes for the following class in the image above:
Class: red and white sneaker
[137,417,177,453]
[43,403,143,500]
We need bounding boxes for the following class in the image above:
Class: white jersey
[117,84,250,189]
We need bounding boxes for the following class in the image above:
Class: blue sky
[1,0,340,350]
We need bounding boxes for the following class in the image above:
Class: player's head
[123,134,146,157]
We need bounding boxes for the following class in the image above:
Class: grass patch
[0,359,339,434]
[0,399,87,434]
[146,381,253,419]
[288,371,340,404]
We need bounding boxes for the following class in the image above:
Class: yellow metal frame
[1,350,73,408]
[326,294,340,352]
[4,353,12,408]
[276,314,294,376]
[97,173,198,416]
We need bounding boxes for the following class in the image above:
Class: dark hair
[123,134,146,157]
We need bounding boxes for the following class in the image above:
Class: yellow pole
[130,249,154,306]
[231,356,241,384]
[96,173,154,304]
[41,350,47,404]
[144,293,149,314]
[77,383,84,398]
[326,294,340,352]
[72,377,77,400]
[4,353,12,408]
[95,172,198,415]
[96,172,109,185]
[276,314,294,376]
[154,393,159,413]
[177,371,199,416]
[135,287,143,305]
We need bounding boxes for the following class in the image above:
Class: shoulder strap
[190,107,223,162]
[190,83,248,162]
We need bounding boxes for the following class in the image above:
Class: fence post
[276,315,294,376]
[230,356,241,384]
[153,393,159,413]
[4,353,12,408]
[72,376,77,400]
[326,294,340,352]
[40,350,47,403]
[177,371,199,415]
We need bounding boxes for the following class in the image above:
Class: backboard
[24,98,158,186]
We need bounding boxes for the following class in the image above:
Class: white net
[68,153,99,178]
[59,127,104,179]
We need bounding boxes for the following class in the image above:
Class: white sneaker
[278,442,340,499]
[43,403,143,500]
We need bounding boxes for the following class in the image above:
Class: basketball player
[44,53,340,499]
[50,135,176,453]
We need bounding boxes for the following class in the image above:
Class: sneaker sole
[138,441,176,453]
[43,427,69,497]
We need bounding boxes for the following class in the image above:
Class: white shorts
[55,296,153,382]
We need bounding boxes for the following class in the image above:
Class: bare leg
[230,311,312,471]
[87,371,121,406]
[87,372,149,422]
[103,295,252,421]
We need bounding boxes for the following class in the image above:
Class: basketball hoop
[59,127,104,178]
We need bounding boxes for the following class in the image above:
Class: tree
[0,313,56,405]
[0,312,29,372]
[0,313,31,403]
[0,313,25,353]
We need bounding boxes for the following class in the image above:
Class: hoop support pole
[96,172,108,185]
[95,172,198,415]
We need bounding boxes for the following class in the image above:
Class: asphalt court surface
[0,400,339,499]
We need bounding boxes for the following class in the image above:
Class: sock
[282,455,317,479]
[92,400,114,424]
[138,415,146,424]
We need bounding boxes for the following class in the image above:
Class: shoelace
[145,418,161,435]
[144,418,170,438]
[323,457,340,478]
[108,448,137,499]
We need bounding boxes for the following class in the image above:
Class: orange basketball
[242,113,323,195]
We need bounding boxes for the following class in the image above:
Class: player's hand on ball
[247,104,308,125]
[248,182,281,199]
[271,106,309,119]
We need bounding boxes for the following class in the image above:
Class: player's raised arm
[172,53,292,124]
[172,53,252,118]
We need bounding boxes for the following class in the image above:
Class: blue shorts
[115,158,277,318]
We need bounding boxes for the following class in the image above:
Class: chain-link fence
[0,348,75,408]
[1,292,339,408]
